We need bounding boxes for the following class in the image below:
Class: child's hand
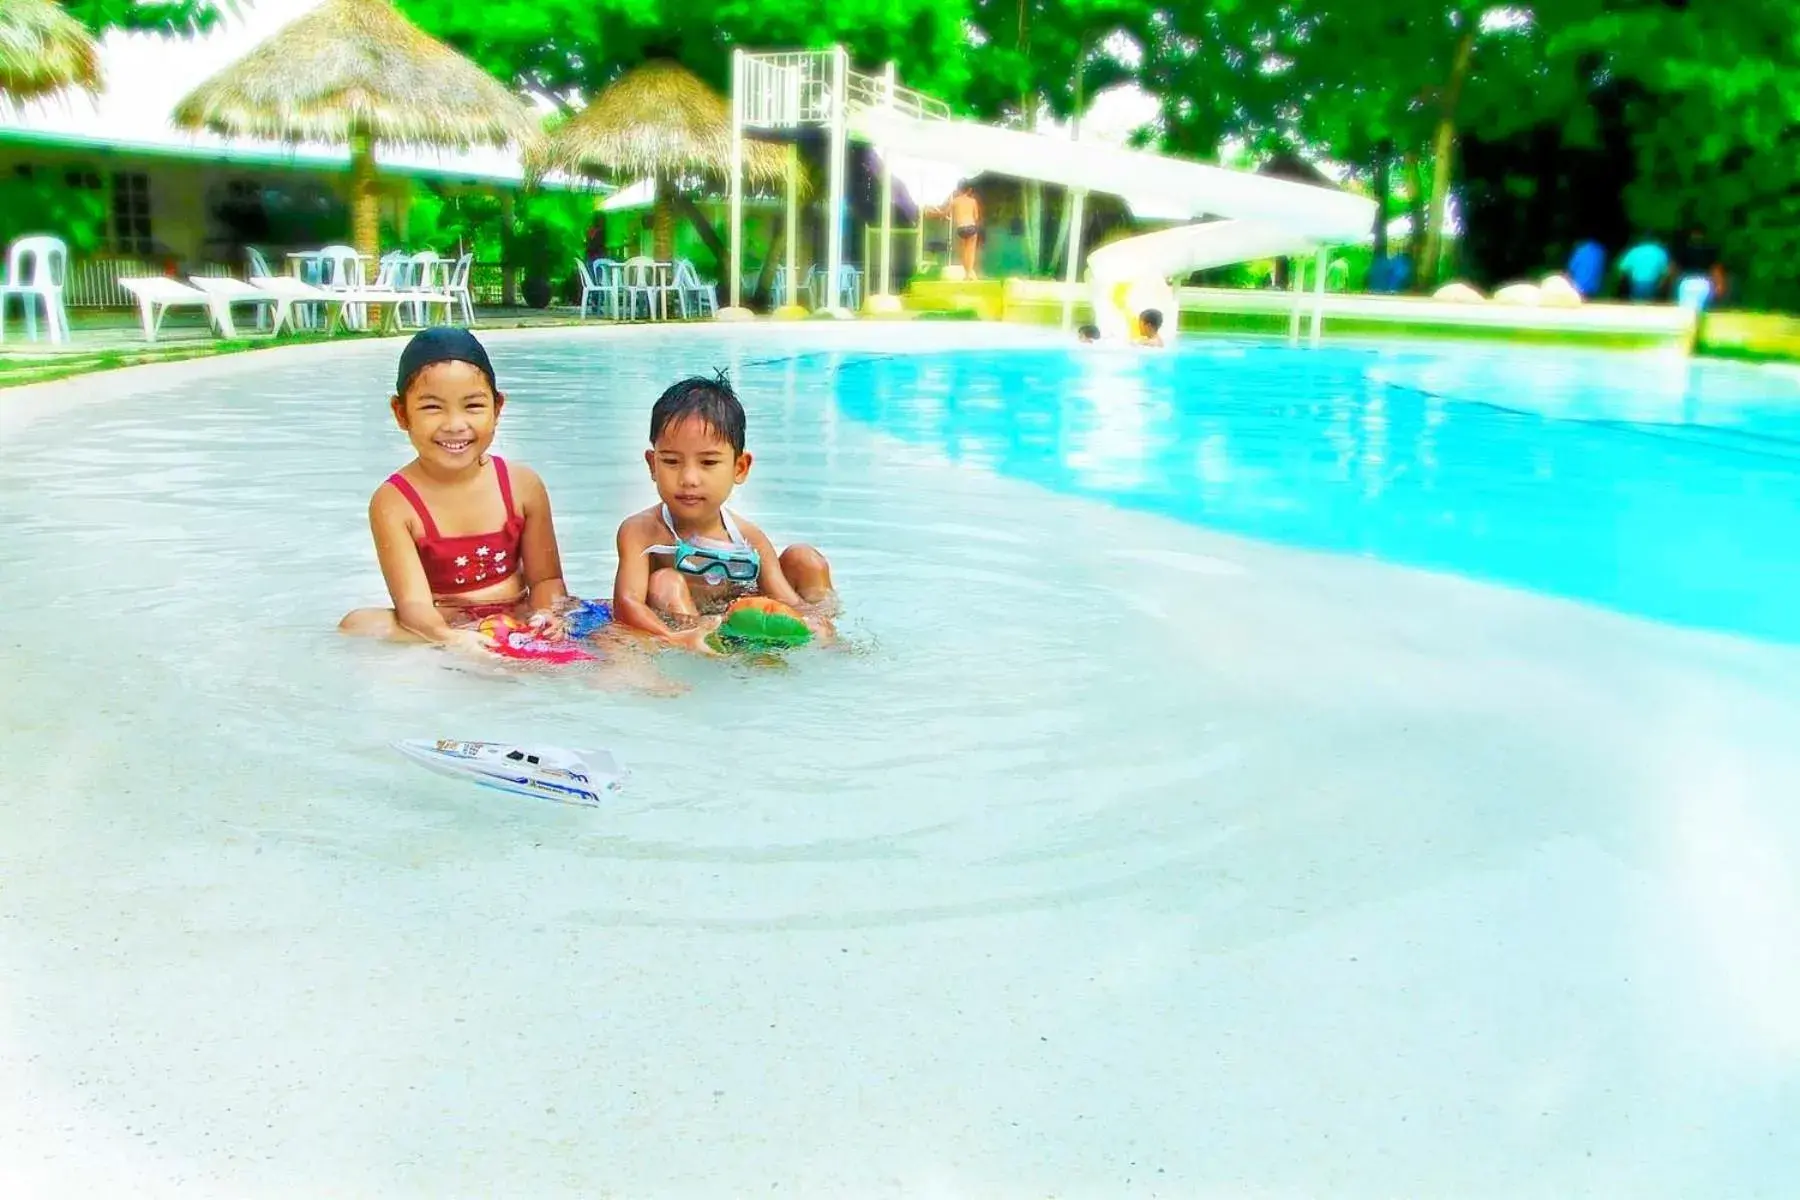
[528,610,567,641]
[442,627,497,658]
[670,622,722,656]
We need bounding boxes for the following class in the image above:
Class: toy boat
[393,738,624,807]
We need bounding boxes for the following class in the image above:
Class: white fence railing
[738,49,950,132]
[64,258,235,308]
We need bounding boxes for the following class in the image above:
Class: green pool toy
[709,598,813,652]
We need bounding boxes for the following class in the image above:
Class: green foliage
[1554,0,1800,309]
[61,0,227,36]
[0,167,109,255]
[392,0,1800,311]
[394,0,976,112]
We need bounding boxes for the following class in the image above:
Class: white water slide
[850,107,1378,344]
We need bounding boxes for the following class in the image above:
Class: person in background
[1674,226,1727,311]
[1616,235,1671,302]
[584,212,608,265]
[1566,239,1606,299]
[928,182,983,279]
[1133,309,1165,348]
[1077,324,1101,343]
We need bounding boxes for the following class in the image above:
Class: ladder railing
[738,49,951,130]
[730,48,953,314]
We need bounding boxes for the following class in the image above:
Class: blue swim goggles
[646,505,761,586]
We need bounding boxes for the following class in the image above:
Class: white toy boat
[393,739,624,807]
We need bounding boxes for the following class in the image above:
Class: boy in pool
[612,373,835,651]
[1133,309,1165,347]
[339,327,573,652]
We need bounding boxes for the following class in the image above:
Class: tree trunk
[652,176,675,262]
[672,193,727,284]
[1402,154,1426,290]
[1419,28,1477,288]
[499,190,516,306]
[755,216,786,307]
[1372,138,1392,260]
[349,126,381,326]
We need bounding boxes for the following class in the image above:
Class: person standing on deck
[584,213,609,266]
[930,182,983,279]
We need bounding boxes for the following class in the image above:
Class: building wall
[0,141,427,268]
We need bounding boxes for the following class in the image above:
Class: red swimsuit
[386,456,525,605]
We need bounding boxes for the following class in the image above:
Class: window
[111,171,153,256]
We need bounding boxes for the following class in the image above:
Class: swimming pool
[4,324,1798,1196]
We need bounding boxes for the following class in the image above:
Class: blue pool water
[834,341,1800,644]
[2,325,1798,1196]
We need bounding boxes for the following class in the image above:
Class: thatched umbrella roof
[0,0,100,103]
[172,0,540,151]
[533,59,787,188]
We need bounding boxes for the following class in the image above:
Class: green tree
[61,0,226,36]
[1555,0,1800,308]
[395,0,977,112]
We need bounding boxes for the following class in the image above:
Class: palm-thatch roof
[533,59,788,188]
[172,0,539,150]
[0,0,100,103]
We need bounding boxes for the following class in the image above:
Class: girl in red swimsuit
[338,328,569,652]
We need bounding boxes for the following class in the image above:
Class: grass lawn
[0,330,378,390]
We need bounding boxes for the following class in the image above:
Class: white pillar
[879,63,895,297]
[1061,189,1086,332]
[825,45,848,315]
[1288,255,1304,345]
[1310,244,1328,347]
[725,48,746,316]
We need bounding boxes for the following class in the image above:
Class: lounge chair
[249,275,346,333]
[248,275,455,335]
[117,276,237,341]
[186,276,290,336]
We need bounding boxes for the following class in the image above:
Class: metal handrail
[738,48,950,130]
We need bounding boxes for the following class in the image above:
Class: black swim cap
[395,326,496,395]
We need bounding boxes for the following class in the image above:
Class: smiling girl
[338,328,568,650]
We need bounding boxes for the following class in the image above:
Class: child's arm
[611,514,716,651]
[740,520,806,608]
[512,464,569,617]
[370,487,484,649]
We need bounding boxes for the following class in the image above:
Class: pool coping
[0,319,1079,437]
[8,316,1795,442]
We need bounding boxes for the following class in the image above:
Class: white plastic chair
[621,256,668,320]
[400,251,444,327]
[836,264,863,311]
[315,244,366,327]
[574,257,613,319]
[0,235,71,344]
[673,259,718,318]
[772,263,809,309]
[594,259,626,318]
[245,247,276,329]
[445,253,474,325]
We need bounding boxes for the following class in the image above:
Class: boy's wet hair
[1139,309,1164,333]
[650,370,746,454]
[1077,323,1100,341]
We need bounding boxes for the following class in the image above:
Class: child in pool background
[1134,309,1165,347]
[612,373,835,652]
[339,327,571,652]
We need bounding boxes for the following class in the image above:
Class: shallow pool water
[3,324,1799,1197]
